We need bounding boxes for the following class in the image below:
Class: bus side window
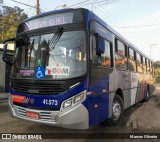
[143,57,147,74]
[91,35,112,68]
[100,40,112,68]
[136,53,143,73]
[146,59,150,74]
[128,47,136,72]
[150,62,153,75]
[115,39,127,70]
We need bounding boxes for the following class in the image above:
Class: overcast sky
[3,0,160,61]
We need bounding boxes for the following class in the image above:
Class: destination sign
[18,11,83,33]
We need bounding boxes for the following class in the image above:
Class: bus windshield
[11,30,86,79]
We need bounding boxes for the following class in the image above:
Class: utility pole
[36,0,40,15]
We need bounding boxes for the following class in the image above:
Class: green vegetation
[153,61,160,83]
[0,1,28,42]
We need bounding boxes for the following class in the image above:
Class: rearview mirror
[2,38,15,66]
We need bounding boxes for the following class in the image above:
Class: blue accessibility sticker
[35,66,46,78]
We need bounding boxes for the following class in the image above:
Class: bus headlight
[63,99,72,109]
[61,90,86,113]
[74,93,84,103]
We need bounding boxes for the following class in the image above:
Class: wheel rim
[146,90,149,98]
[112,101,121,120]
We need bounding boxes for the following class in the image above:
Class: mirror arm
[3,38,16,44]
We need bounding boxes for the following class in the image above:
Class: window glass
[143,57,147,74]
[21,36,39,70]
[146,59,149,74]
[147,60,151,74]
[136,53,143,73]
[11,30,86,79]
[117,40,125,56]
[115,39,127,70]
[128,47,136,72]
[129,48,134,60]
[101,40,111,68]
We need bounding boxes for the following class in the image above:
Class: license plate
[26,111,39,119]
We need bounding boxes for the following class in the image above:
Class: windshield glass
[11,30,86,79]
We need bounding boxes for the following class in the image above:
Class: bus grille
[12,82,67,95]
[13,105,58,122]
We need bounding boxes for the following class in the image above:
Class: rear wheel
[104,95,124,126]
[144,86,150,102]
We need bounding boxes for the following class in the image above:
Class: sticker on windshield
[35,66,46,78]
[20,70,34,77]
[46,66,69,76]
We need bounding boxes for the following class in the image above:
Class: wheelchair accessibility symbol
[35,66,45,78]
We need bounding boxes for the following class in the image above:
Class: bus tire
[106,94,124,126]
[144,86,150,102]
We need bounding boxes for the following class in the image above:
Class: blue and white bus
[2,8,155,129]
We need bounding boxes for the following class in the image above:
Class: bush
[156,76,160,83]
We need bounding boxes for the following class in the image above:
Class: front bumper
[9,100,89,129]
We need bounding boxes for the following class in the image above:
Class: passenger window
[146,59,150,74]
[99,39,112,68]
[115,39,127,70]
[128,47,136,72]
[101,40,111,67]
[148,61,152,75]
[136,53,143,73]
[143,57,147,74]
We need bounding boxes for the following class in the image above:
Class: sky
[3,0,160,61]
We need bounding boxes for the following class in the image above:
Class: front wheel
[105,95,124,126]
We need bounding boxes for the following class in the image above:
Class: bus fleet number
[43,99,58,106]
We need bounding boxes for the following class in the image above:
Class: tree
[153,61,160,68]
[0,5,28,42]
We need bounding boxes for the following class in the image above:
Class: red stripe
[12,95,25,103]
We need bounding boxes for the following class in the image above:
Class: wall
[0,49,14,92]
[0,51,6,92]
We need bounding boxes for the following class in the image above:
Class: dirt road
[126,85,160,131]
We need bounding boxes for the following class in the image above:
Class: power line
[96,0,121,6]
[10,0,36,8]
[68,0,90,8]
[95,7,119,26]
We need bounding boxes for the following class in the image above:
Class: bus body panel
[9,80,90,129]
[9,100,89,129]
[83,75,110,126]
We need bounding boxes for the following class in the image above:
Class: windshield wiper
[28,39,35,68]
[44,26,63,55]
[22,33,30,46]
